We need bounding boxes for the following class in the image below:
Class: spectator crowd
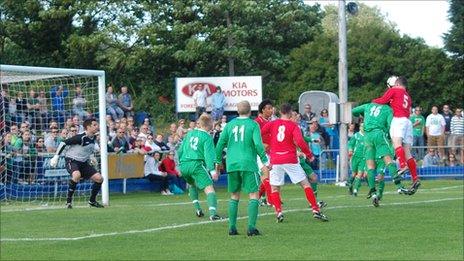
[1,82,463,191]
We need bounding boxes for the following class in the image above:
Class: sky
[304,0,452,48]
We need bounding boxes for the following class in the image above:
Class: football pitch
[1,180,463,260]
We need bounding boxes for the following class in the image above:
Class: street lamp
[337,1,357,185]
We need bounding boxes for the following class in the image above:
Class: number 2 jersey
[178,128,216,172]
[372,87,412,118]
[261,118,313,165]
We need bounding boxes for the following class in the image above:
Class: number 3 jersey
[215,117,268,173]
[261,119,313,165]
[177,128,216,172]
[372,87,412,118]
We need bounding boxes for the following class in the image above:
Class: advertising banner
[175,76,262,112]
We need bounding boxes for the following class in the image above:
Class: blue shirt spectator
[211,87,225,121]
[118,86,134,117]
[50,85,68,111]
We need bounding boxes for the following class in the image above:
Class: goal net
[0,65,109,208]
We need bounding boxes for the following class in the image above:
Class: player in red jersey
[261,103,328,222]
[255,99,273,206]
[372,76,420,193]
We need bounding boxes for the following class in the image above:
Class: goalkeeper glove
[89,155,98,166]
[50,155,60,168]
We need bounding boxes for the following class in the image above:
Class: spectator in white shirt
[425,106,446,159]
[192,84,208,120]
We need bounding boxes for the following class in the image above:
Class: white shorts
[390,117,413,145]
[270,163,307,186]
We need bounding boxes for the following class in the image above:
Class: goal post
[0,64,109,206]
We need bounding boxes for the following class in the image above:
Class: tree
[279,3,463,111]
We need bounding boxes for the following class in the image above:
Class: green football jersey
[215,116,268,173]
[178,128,216,171]
[352,103,393,133]
[410,114,425,137]
[348,131,365,158]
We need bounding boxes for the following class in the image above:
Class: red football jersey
[372,87,412,118]
[255,115,271,147]
[261,119,313,164]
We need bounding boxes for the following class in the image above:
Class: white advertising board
[175,76,262,112]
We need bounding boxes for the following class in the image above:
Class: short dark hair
[258,99,273,114]
[280,103,293,115]
[396,76,407,87]
[83,118,97,130]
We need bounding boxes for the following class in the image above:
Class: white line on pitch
[1,197,462,242]
[1,185,462,213]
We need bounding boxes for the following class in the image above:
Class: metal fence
[316,145,464,183]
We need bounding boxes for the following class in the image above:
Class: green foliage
[1,1,462,123]
[281,3,463,111]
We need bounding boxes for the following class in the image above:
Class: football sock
[378,178,385,200]
[263,179,272,205]
[354,177,362,191]
[228,199,239,230]
[304,187,319,212]
[248,199,259,230]
[189,186,201,210]
[258,181,266,199]
[395,146,407,169]
[407,158,419,182]
[388,163,403,189]
[270,192,282,213]
[310,181,318,198]
[89,182,102,203]
[367,169,376,190]
[67,180,77,204]
[206,192,218,216]
[348,176,355,187]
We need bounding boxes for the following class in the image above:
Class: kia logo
[181,82,218,97]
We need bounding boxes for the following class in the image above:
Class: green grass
[1,180,463,260]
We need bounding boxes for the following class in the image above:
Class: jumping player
[50,118,104,208]
[261,103,328,222]
[352,103,410,207]
[372,76,420,194]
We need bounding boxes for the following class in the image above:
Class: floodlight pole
[338,0,349,183]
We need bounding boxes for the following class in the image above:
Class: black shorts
[65,158,98,179]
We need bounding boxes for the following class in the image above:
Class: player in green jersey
[347,123,367,196]
[352,103,409,207]
[178,114,222,220]
[215,101,270,236]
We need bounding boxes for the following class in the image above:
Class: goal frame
[0,64,109,205]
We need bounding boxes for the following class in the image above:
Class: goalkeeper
[50,118,104,209]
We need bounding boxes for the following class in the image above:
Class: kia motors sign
[175,76,262,112]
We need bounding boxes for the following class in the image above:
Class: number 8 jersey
[261,119,313,164]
